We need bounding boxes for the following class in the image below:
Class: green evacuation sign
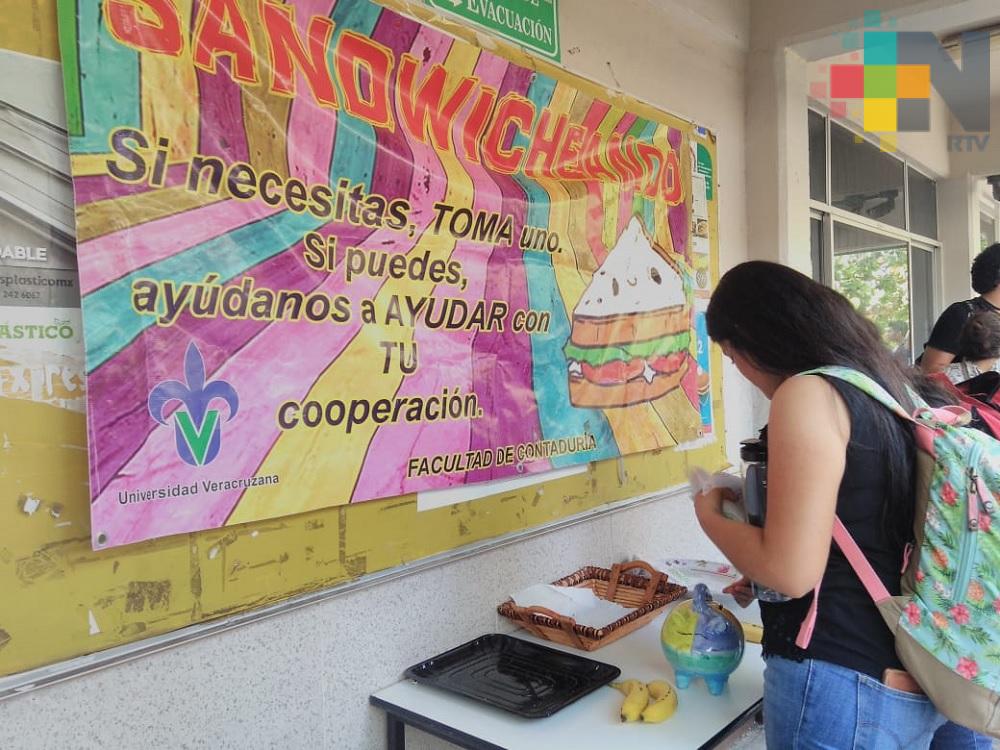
[427,0,560,61]
[696,144,713,201]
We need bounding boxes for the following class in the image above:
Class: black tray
[404,633,621,719]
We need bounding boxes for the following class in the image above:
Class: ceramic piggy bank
[660,583,745,695]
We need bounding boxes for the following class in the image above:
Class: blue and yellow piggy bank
[660,583,745,695]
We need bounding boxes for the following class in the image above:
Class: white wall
[0,492,739,750]
[752,0,991,59]
[948,36,1000,176]
[936,176,978,310]
[0,2,755,749]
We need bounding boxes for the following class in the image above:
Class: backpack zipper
[953,521,978,603]
[953,443,983,602]
[966,442,986,525]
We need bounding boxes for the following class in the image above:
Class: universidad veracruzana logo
[147,342,239,466]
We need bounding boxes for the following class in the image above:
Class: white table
[370,604,765,750]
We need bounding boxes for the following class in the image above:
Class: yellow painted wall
[0,0,60,61]
[0,0,726,679]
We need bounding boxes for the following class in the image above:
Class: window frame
[979,189,1000,250]
[807,105,942,360]
[906,163,939,242]
[827,118,907,232]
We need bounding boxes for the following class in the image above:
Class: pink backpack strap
[796,517,891,649]
[795,582,821,649]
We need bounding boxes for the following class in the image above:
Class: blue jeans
[763,656,994,749]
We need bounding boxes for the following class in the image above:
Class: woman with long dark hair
[694,261,991,748]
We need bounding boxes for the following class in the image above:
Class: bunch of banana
[610,679,678,723]
[741,620,764,644]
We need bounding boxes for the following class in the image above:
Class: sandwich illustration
[565,217,692,408]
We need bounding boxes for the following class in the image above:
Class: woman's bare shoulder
[770,374,850,441]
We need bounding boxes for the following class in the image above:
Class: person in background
[920,243,1000,373]
[695,261,991,749]
[944,311,1000,384]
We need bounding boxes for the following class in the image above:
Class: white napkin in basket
[510,584,634,629]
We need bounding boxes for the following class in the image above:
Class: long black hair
[706,261,947,548]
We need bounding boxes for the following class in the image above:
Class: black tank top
[759,376,913,679]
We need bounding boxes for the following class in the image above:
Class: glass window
[907,168,937,239]
[981,213,996,250]
[810,216,823,282]
[808,110,826,202]
[830,123,905,229]
[910,247,935,356]
[833,222,912,360]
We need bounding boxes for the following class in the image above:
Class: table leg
[387,713,405,750]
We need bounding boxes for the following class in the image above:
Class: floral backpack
[793,367,1000,737]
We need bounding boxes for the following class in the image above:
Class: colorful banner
[58,0,718,549]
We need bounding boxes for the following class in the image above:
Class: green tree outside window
[835,247,912,361]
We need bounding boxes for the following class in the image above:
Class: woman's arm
[920,302,970,373]
[695,375,850,598]
[920,346,956,374]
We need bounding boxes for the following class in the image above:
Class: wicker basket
[497,560,687,651]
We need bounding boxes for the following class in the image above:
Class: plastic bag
[689,467,746,522]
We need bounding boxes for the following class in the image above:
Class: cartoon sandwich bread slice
[565,216,691,408]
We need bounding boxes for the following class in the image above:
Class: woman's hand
[723,576,755,608]
[694,487,734,527]
[697,376,847,599]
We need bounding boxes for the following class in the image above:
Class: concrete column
[746,47,812,273]
[936,175,977,310]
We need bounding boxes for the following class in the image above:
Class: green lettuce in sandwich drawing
[565,216,692,409]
